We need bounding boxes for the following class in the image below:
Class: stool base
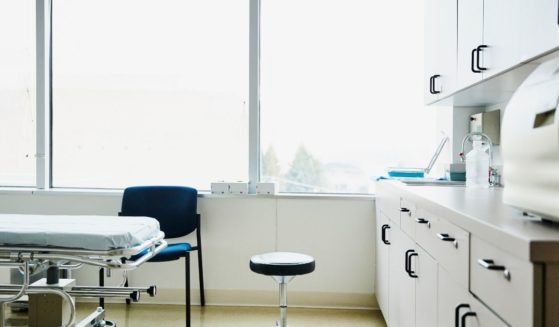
[275,277,294,327]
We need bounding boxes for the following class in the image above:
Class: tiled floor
[77,303,387,327]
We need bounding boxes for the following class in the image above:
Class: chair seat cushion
[250,252,315,276]
[131,242,192,262]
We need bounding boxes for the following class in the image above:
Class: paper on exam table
[0,214,162,251]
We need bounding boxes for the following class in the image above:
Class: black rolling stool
[250,252,315,327]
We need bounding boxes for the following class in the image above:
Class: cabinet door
[389,227,416,327]
[482,0,523,78]
[375,211,391,317]
[457,0,483,88]
[424,0,457,103]
[415,247,438,327]
[519,0,559,61]
[439,265,508,327]
[464,298,509,327]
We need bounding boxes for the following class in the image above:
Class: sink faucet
[459,132,500,186]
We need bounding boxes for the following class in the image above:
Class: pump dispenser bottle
[460,133,493,188]
[465,140,490,188]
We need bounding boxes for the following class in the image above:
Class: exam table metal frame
[0,233,167,327]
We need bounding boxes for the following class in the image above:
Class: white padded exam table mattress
[0,214,162,251]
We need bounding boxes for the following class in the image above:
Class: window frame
[29,0,377,195]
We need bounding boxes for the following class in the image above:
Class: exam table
[0,214,167,327]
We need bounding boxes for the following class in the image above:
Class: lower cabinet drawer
[416,210,469,288]
[470,235,542,327]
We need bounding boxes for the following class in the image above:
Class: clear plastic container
[466,140,490,188]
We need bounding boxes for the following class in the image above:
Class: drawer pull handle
[455,304,470,327]
[381,224,391,245]
[478,259,505,270]
[415,218,429,224]
[478,259,511,280]
[461,311,477,327]
[437,233,455,242]
[400,208,410,213]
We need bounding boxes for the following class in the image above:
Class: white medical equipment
[0,214,167,327]
[502,56,559,222]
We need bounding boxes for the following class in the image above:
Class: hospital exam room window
[0,0,36,187]
[51,0,249,189]
[260,0,437,194]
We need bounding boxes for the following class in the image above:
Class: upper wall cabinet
[427,0,559,106]
[519,0,559,61]
[424,0,457,103]
[457,0,522,89]
[456,0,483,88]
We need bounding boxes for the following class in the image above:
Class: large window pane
[52,0,249,189]
[260,0,437,194]
[0,1,36,187]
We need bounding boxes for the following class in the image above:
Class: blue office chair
[99,185,205,327]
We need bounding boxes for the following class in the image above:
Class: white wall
[0,191,376,309]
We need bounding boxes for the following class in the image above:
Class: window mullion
[35,0,51,189]
[248,0,261,194]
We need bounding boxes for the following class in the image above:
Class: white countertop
[379,181,559,262]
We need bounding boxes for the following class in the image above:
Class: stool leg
[278,281,288,327]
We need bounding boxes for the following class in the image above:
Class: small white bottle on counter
[466,140,490,188]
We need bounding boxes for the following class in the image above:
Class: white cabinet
[456,0,483,87]
[457,0,522,87]
[482,0,523,78]
[388,233,438,327]
[388,226,416,327]
[415,247,438,327]
[438,265,471,327]
[438,266,508,327]
[377,193,437,327]
[519,0,559,61]
[375,211,391,317]
[428,0,559,105]
[424,0,457,102]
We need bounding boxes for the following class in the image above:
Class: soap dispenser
[460,133,493,189]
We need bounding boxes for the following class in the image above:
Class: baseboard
[85,289,378,310]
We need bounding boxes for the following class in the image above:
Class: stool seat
[250,252,315,276]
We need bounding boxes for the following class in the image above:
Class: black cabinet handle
[455,304,470,327]
[415,218,429,224]
[461,312,477,327]
[404,249,414,274]
[437,233,456,242]
[429,75,434,94]
[408,252,418,278]
[478,259,506,270]
[432,75,441,94]
[476,45,488,71]
[471,48,481,73]
[381,224,391,245]
[400,208,410,213]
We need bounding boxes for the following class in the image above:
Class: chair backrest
[120,186,198,238]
